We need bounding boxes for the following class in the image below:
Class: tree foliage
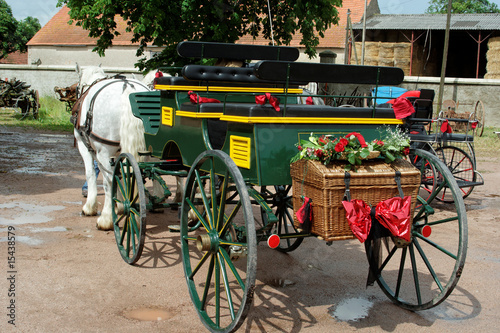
[426,0,500,14]
[57,0,342,72]
[0,0,41,59]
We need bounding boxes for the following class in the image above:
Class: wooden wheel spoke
[409,244,422,305]
[395,247,407,299]
[219,247,245,290]
[194,169,213,229]
[219,200,241,237]
[114,174,127,199]
[216,171,229,231]
[200,255,215,312]
[185,197,211,232]
[119,217,128,245]
[217,252,236,320]
[415,233,457,260]
[189,251,211,280]
[413,238,444,292]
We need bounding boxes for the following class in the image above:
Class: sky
[5,0,500,26]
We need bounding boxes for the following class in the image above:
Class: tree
[57,0,342,72]
[16,17,42,53]
[426,0,500,14]
[0,0,41,59]
[0,0,18,58]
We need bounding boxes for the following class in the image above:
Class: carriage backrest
[254,61,405,85]
[177,41,300,61]
[181,65,307,86]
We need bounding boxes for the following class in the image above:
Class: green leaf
[359,148,370,158]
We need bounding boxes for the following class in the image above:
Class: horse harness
[70,76,147,154]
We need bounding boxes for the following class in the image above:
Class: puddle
[0,235,43,246]
[0,202,65,225]
[29,226,67,233]
[12,167,62,175]
[123,307,175,321]
[329,297,373,322]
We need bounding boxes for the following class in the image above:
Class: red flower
[315,149,324,158]
[403,147,410,155]
[335,142,345,153]
[375,140,384,146]
[318,136,327,146]
[298,145,303,151]
[339,138,349,146]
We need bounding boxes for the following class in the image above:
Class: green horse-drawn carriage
[111,42,467,332]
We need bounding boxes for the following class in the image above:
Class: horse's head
[76,63,106,96]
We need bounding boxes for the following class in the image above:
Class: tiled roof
[27,6,136,46]
[352,13,500,30]
[29,1,373,48]
[0,51,28,64]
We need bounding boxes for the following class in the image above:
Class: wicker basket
[290,158,421,241]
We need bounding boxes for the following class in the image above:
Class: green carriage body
[129,82,403,186]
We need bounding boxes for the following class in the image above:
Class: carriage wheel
[259,185,304,252]
[435,146,475,202]
[180,150,256,333]
[406,150,438,205]
[111,153,146,265]
[473,100,485,137]
[366,149,467,310]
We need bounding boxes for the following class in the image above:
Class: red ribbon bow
[374,196,412,242]
[188,91,220,104]
[255,93,280,112]
[440,119,453,133]
[342,199,372,243]
[342,196,412,243]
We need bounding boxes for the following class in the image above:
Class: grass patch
[0,96,73,132]
[474,126,500,157]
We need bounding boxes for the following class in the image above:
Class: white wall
[0,65,142,97]
[28,45,163,67]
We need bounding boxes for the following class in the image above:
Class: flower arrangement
[290,126,411,170]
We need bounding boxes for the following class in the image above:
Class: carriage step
[455,180,484,187]
[138,150,152,156]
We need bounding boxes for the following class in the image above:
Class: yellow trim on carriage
[154,84,303,94]
[176,110,223,119]
[219,115,404,125]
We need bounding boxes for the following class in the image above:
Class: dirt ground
[0,125,499,333]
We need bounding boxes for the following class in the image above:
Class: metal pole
[345,9,351,64]
[476,31,481,78]
[437,0,452,114]
[361,0,368,65]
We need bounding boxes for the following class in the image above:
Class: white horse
[74,64,150,230]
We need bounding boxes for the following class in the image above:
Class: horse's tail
[120,86,147,161]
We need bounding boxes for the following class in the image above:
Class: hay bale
[365,41,380,58]
[393,43,411,59]
[486,60,500,73]
[379,42,395,58]
[378,56,394,67]
[488,37,500,51]
[485,73,500,79]
[364,59,379,66]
